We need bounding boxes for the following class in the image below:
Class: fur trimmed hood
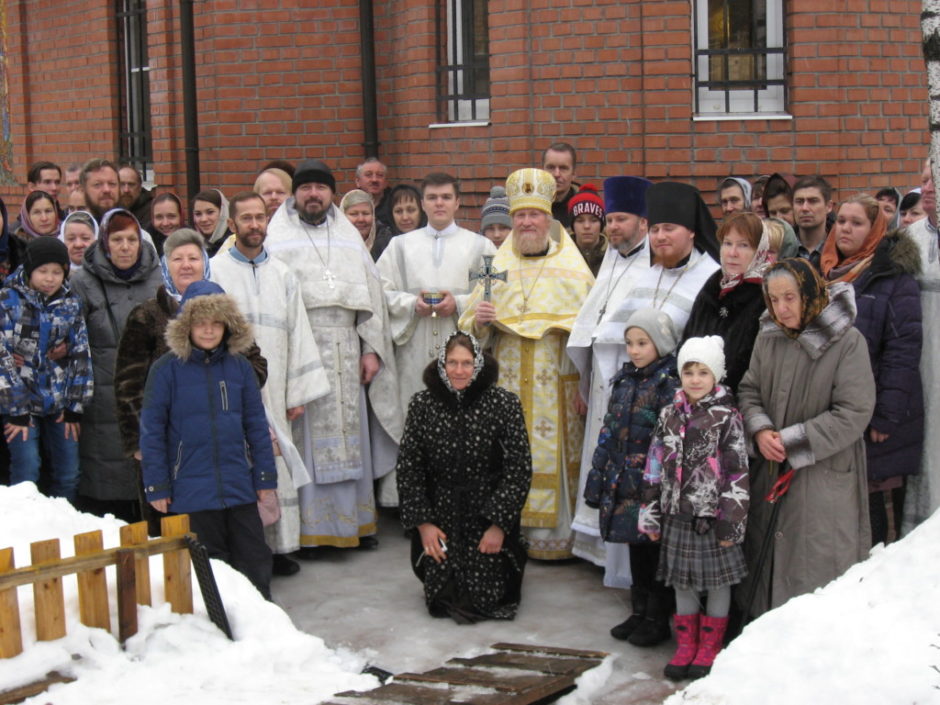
[423,352,499,409]
[866,229,922,280]
[164,281,253,360]
[758,280,856,360]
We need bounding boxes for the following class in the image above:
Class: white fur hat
[678,335,726,382]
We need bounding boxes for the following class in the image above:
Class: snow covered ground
[0,483,376,704]
[667,511,940,704]
[3,481,939,704]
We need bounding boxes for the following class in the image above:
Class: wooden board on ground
[0,671,75,705]
[332,643,607,705]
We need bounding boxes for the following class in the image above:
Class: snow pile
[667,510,940,704]
[0,483,377,704]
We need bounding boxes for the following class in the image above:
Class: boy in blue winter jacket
[140,280,277,599]
[0,237,93,502]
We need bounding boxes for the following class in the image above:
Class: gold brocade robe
[459,223,594,558]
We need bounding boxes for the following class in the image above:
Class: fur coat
[114,284,267,457]
[396,355,532,619]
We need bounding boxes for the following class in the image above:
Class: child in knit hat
[639,335,749,681]
[583,308,680,647]
[0,236,93,503]
[480,186,512,247]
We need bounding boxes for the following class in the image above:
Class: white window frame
[438,0,490,124]
[693,0,788,118]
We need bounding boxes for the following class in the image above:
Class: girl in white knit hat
[638,335,750,682]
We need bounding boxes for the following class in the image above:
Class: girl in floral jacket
[639,336,749,682]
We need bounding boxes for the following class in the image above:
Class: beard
[117,192,136,209]
[297,195,331,225]
[517,229,549,255]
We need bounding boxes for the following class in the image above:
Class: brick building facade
[2,0,930,219]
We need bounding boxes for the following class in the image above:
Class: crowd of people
[1,144,936,680]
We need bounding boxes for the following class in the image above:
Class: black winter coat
[851,231,924,482]
[683,272,766,394]
[70,241,163,500]
[396,356,532,620]
[583,354,679,543]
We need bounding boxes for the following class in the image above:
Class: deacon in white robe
[265,160,403,549]
[567,176,653,582]
[376,173,495,506]
[210,192,331,561]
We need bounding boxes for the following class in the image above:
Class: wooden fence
[0,515,195,659]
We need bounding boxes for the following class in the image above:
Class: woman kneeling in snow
[396,331,532,623]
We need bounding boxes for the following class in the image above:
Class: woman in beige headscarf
[341,188,394,261]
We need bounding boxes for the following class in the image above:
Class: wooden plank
[0,536,189,592]
[337,682,505,705]
[446,653,598,676]
[0,548,22,658]
[74,530,111,633]
[394,667,545,692]
[30,540,65,642]
[116,549,138,643]
[490,643,608,660]
[161,515,193,614]
[119,522,151,606]
[0,671,75,705]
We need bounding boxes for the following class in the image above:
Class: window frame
[435,0,491,125]
[116,0,154,182]
[692,0,788,118]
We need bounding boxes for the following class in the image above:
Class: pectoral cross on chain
[469,255,507,302]
[323,269,336,290]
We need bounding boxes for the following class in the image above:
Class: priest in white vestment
[210,192,331,574]
[265,159,403,550]
[459,168,594,560]
[567,176,653,580]
[375,173,496,506]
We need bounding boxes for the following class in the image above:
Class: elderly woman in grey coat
[736,258,875,617]
[70,208,163,521]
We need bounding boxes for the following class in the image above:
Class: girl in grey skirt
[639,336,750,682]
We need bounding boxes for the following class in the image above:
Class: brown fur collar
[164,293,254,360]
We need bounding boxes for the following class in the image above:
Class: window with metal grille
[116,0,153,181]
[436,0,490,123]
[693,0,787,117]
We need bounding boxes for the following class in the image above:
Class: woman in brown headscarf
[736,258,875,617]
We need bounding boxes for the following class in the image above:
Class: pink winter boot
[663,613,699,681]
[687,615,729,679]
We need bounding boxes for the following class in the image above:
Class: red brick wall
[2,0,119,208]
[2,0,930,223]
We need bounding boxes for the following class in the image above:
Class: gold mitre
[506,168,556,215]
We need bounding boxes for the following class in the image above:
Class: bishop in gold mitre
[459,168,594,560]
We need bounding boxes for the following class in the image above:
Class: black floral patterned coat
[396,354,532,621]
